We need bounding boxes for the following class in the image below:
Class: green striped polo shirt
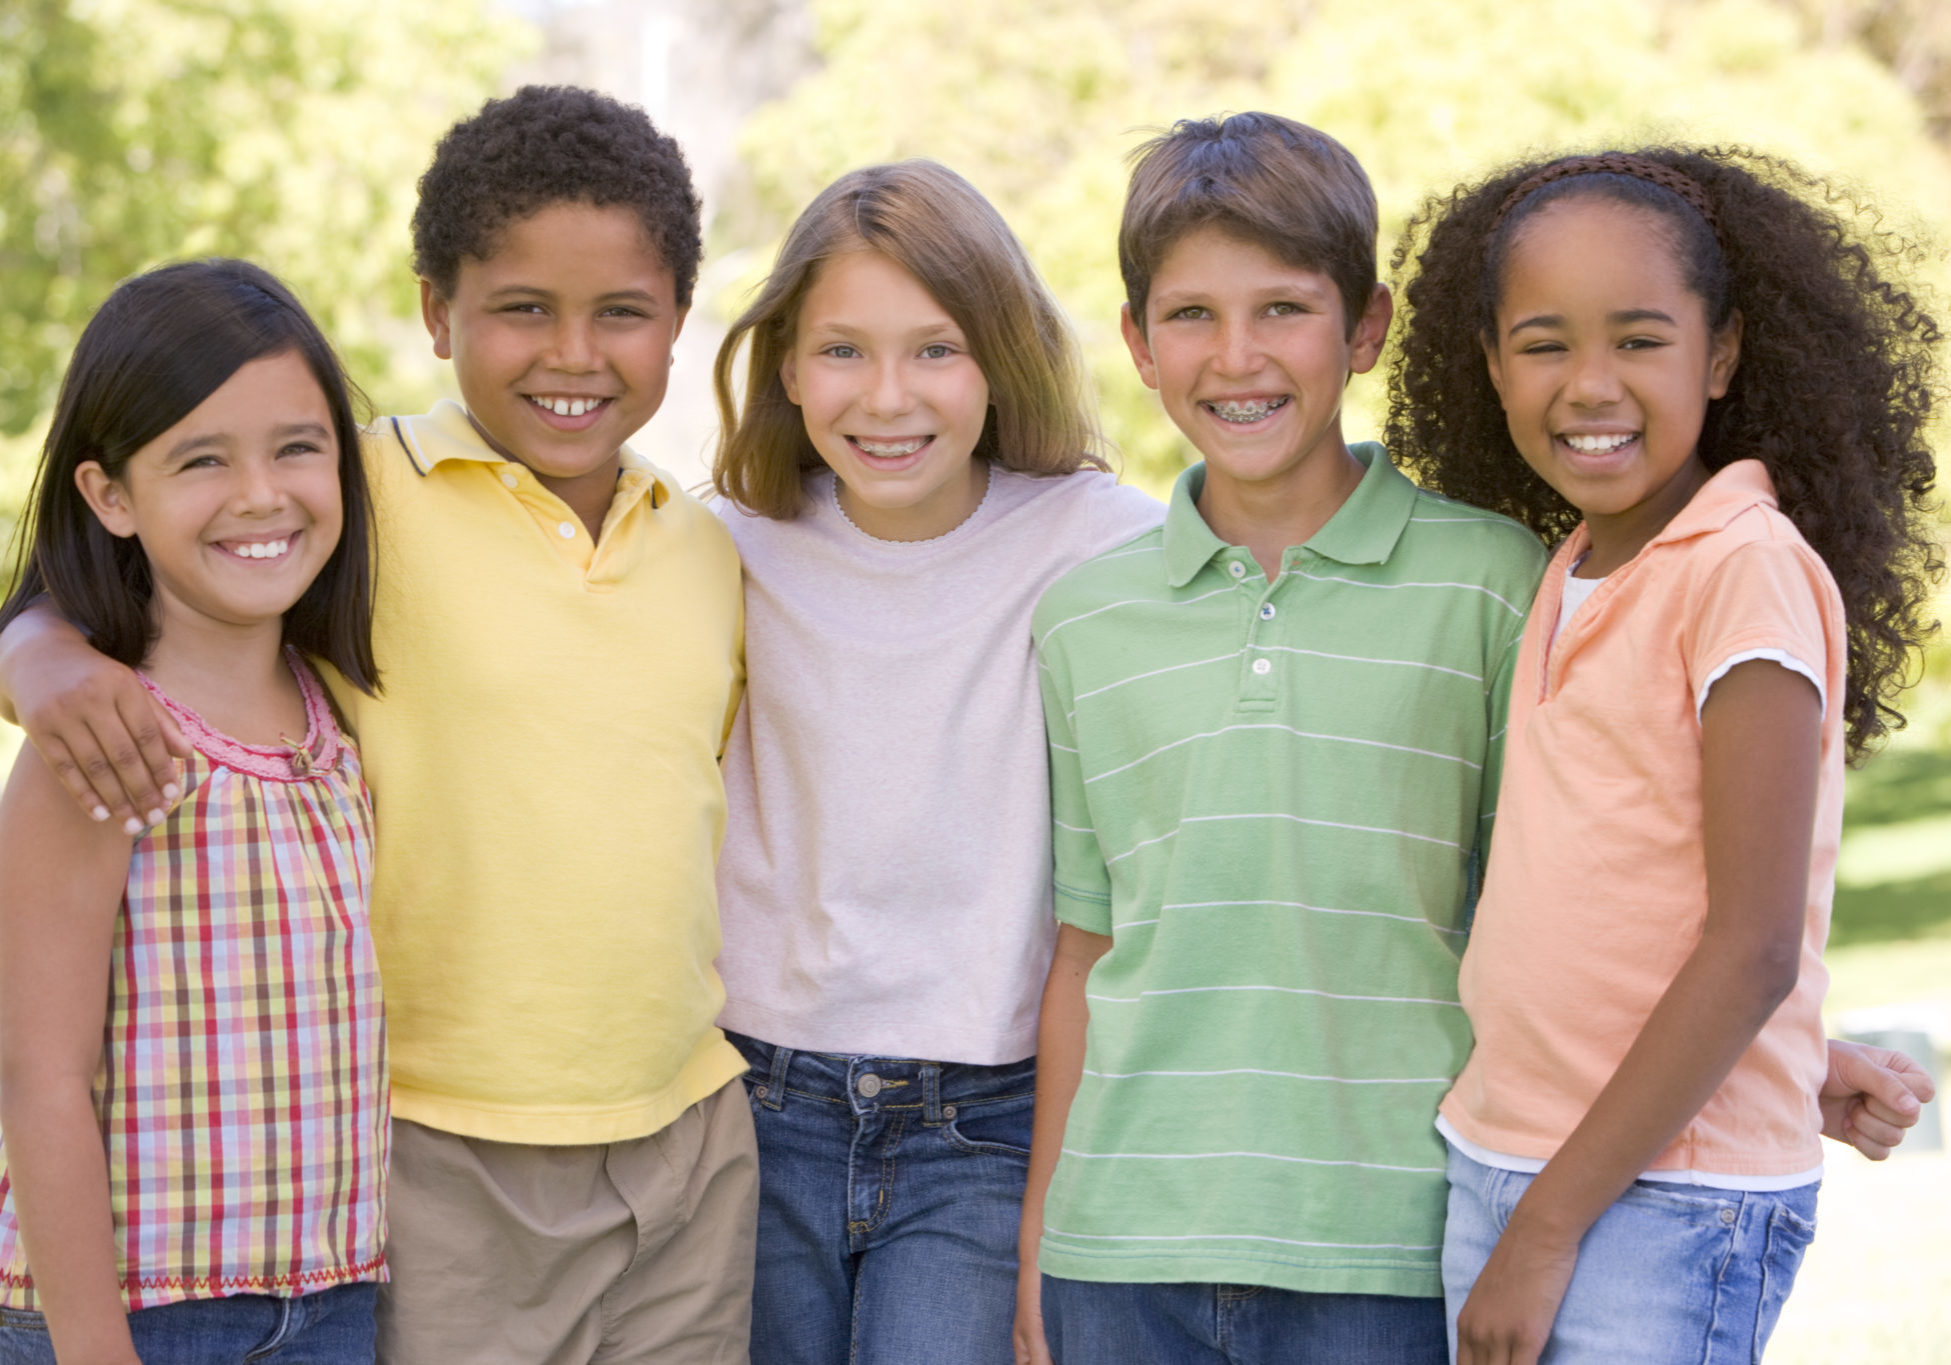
[1032,445,1548,1297]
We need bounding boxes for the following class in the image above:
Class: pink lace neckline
[137,648,343,782]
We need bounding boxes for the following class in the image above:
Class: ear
[75,461,138,539]
[779,351,803,406]
[1481,328,1507,402]
[420,278,453,361]
[1347,283,1394,377]
[1120,304,1160,391]
[1707,308,1742,400]
[671,304,691,351]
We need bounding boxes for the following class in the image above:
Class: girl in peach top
[1390,149,1941,1364]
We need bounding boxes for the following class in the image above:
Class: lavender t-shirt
[714,465,1164,1063]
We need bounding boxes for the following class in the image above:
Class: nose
[1565,344,1623,407]
[231,454,287,515]
[1213,316,1262,377]
[548,315,599,372]
[861,356,914,418]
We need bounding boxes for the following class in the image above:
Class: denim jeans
[1443,1142,1819,1363]
[726,1030,1034,1365]
[0,1282,377,1364]
[1038,1276,1447,1364]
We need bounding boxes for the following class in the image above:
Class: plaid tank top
[0,653,387,1309]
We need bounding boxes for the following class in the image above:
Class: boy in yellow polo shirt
[0,86,755,1362]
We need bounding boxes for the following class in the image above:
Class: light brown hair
[1120,113,1378,337]
[713,160,1104,518]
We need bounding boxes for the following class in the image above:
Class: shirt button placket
[1236,561,1279,708]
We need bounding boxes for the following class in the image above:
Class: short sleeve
[1681,536,1838,721]
[1036,627,1114,935]
[1083,478,1167,560]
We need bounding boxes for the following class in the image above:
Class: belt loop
[757,1044,792,1112]
[922,1062,944,1124]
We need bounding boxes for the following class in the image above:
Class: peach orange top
[1440,460,1845,1178]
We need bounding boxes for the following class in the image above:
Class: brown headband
[1490,153,1723,245]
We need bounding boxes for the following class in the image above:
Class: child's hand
[4,617,186,833]
[1820,1038,1936,1160]
[1455,1217,1578,1365]
[1013,1261,1053,1365]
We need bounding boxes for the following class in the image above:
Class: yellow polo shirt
[327,401,746,1145]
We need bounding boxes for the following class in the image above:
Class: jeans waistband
[726,1031,1034,1119]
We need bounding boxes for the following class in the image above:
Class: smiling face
[77,350,344,647]
[1484,196,1741,568]
[421,201,687,527]
[1122,225,1391,500]
[780,249,992,541]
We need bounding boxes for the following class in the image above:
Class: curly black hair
[411,85,702,305]
[1386,146,1943,760]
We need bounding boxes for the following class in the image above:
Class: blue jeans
[726,1031,1034,1365]
[1443,1142,1819,1363]
[0,1282,377,1363]
[1038,1276,1447,1364]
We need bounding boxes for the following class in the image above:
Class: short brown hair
[1120,113,1378,336]
[713,160,1103,518]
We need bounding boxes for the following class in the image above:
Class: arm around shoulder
[0,601,188,828]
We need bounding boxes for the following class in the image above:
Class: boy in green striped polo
[1012,113,1550,1364]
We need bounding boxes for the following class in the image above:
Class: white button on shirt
[1251,658,1272,675]
[500,471,519,489]
[1228,561,1246,578]
[1260,604,1276,620]
[557,522,577,539]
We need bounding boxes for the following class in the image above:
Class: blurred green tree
[733,0,1951,492]
[0,0,530,438]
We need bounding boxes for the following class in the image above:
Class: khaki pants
[376,1079,758,1365]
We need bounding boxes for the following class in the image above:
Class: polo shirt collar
[1562,459,1777,565]
[389,399,667,504]
[1161,442,1418,588]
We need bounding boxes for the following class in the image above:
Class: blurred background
[1,0,1947,1353]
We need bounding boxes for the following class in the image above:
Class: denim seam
[1698,1191,1748,1365]
[242,1295,296,1360]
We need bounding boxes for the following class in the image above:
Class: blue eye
[823,344,859,359]
[920,343,954,359]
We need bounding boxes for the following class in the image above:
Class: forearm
[1019,926,1108,1264]
[1503,929,1797,1245]
[1510,661,1818,1249]
[2,1084,139,1364]
[0,602,73,726]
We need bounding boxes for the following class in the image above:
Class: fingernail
[162,783,180,801]
[123,817,144,836]
[91,805,110,822]
[145,808,165,826]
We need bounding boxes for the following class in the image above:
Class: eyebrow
[802,319,963,340]
[165,421,331,461]
[1507,307,1679,335]
[485,285,662,307]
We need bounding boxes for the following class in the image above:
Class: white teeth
[232,539,289,560]
[1564,433,1635,453]
[856,437,927,457]
[533,397,601,417]
[1207,397,1289,423]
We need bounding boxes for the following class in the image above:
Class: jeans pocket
[0,1309,58,1365]
[1751,1200,1817,1362]
[943,1092,1034,1158]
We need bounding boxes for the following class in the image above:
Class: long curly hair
[1386,145,1943,759]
